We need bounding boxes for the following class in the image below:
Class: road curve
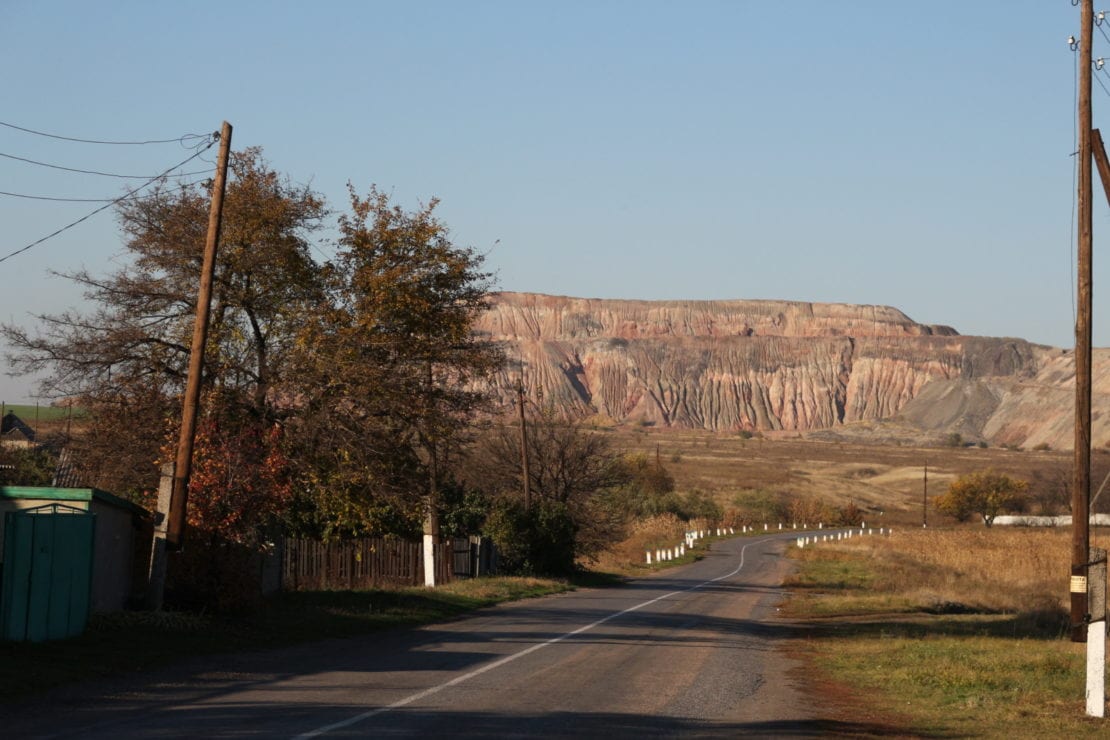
[3,533,823,739]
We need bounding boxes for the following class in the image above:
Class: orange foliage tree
[184,411,293,546]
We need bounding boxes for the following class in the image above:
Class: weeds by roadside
[786,528,1110,737]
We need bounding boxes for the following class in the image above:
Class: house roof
[51,448,84,488]
[1,412,35,443]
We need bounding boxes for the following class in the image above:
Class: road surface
[3,533,835,738]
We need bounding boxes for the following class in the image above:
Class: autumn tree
[469,409,628,568]
[3,148,326,506]
[286,186,501,538]
[934,470,1029,527]
[5,156,501,554]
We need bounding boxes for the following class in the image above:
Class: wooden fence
[281,536,495,591]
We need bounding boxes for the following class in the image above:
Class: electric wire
[0,142,216,266]
[0,176,214,202]
[1071,43,1079,329]
[1098,15,1110,48]
[0,120,211,147]
[0,191,136,203]
[0,150,210,179]
[1094,65,1110,97]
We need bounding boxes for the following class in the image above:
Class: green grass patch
[785,549,918,617]
[787,545,1106,737]
[0,576,572,701]
[803,630,1102,738]
[787,550,874,591]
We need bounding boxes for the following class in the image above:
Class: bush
[484,498,578,577]
[836,501,864,526]
[732,488,788,524]
[680,489,722,521]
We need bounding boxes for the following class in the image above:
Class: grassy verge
[785,529,1109,737]
[0,576,572,701]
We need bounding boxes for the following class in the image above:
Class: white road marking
[294,534,788,738]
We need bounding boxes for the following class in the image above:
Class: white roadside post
[1087,547,1107,717]
[423,535,436,587]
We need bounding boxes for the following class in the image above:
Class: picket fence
[281,536,495,590]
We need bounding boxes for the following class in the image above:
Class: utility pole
[423,360,439,587]
[517,383,531,509]
[923,462,928,528]
[1072,0,1093,645]
[165,121,233,550]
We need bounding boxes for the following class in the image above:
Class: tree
[286,186,501,538]
[3,148,327,499]
[0,444,57,486]
[183,400,293,546]
[469,409,628,566]
[933,470,1029,527]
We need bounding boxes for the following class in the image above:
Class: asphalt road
[3,533,834,739]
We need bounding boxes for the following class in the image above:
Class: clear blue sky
[0,1,1101,403]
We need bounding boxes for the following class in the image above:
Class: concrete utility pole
[423,361,440,587]
[166,120,233,550]
[1073,0,1093,645]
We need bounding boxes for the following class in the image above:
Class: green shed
[0,487,149,612]
[2,503,95,641]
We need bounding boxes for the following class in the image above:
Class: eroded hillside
[478,292,1110,449]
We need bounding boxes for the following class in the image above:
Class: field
[604,426,1098,527]
[784,528,1110,737]
[2,403,85,429]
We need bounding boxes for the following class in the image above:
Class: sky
[0,0,1102,403]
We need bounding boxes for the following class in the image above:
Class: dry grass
[793,527,1110,618]
[787,527,1110,736]
[590,513,691,575]
[603,427,1100,527]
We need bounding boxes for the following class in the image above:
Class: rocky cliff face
[478,292,1110,449]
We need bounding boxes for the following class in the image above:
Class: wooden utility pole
[1072,0,1093,643]
[165,121,233,550]
[518,383,531,508]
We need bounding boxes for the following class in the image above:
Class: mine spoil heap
[477,292,1110,451]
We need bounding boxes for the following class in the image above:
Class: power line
[0,120,213,147]
[1098,11,1110,46]
[1094,63,1110,97]
[0,150,211,179]
[1071,41,1079,329]
[0,191,130,203]
[0,143,216,266]
[0,179,213,202]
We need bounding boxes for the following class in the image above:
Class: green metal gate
[1,504,96,642]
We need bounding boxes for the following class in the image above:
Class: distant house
[0,412,35,448]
